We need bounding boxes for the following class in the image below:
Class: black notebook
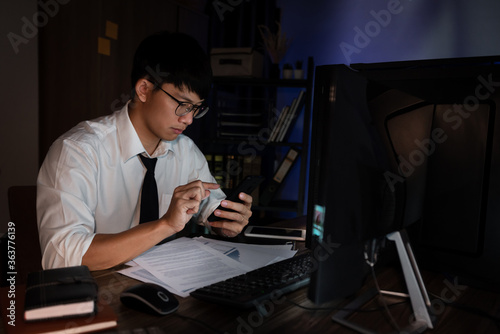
[24,265,98,322]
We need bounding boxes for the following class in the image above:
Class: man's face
[142,82,204,142]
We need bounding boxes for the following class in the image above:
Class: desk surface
[91,246,500,334]
[2,213,500,334]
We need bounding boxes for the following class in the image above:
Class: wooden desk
[91,242,500,334]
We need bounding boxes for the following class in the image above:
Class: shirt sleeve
[37,137,99,269]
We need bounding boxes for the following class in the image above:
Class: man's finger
[202,182,220,190]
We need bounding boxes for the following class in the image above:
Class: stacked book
[1,266,117,334]
[205,153,263,203]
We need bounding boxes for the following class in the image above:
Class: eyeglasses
[150,81,209,119]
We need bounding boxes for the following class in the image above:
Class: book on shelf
[205,153,262,198]
[259,147,300,206]
[268,90,306,143]
[242,155,262,203]
[224,155,238,189]
[268,105,290,143]
[204,154,214,172]
[277,90,306,142]
[24,266,98,322]
[213,154,225,186]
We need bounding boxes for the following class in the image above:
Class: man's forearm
[81,219,176,271]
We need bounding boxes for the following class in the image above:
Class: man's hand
[161,180,220,232]
[209,192,253,238]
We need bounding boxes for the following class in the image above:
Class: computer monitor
[306,64,417,304]
[305,57,500,330]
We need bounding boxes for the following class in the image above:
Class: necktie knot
[139,155,157,173]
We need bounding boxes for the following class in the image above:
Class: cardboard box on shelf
[211,48,263,77]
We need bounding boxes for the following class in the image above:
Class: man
[37,31,253,270]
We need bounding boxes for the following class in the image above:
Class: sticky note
[98,37,110,56]
[105,20,118,40]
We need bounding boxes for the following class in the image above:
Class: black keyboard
[190,252,313,309]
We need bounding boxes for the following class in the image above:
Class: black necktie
[139,154,159,224]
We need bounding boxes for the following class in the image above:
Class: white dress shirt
[37,103,224,269]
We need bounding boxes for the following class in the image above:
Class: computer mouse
[120,283,179,316]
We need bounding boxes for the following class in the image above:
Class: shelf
[264,141,305,147]
[203,138,305,147]
[253,200,300,213]
[213,77,309,87]
[199,57,314,218]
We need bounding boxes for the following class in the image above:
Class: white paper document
[118,237,297,298]
[132,238,250,295]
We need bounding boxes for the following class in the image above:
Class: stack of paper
[118,237,297,297]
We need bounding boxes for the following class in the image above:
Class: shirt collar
[150,140,171,158]
[117,102,176,162]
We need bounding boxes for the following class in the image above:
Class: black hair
[131,31,212,100]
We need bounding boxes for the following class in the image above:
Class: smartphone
[244,226,306,241]
[207,175,265,222]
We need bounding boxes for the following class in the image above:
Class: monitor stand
[331,230,435,334]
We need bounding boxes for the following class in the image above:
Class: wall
[278,0,500,67]
[0,0,208,234]
[0,1,39,232]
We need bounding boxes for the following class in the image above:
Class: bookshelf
[191,57,314,221]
